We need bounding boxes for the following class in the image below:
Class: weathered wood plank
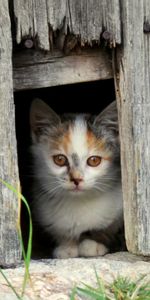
[0,0,21,266]
[13,49,113,91]
[33,0,49,49]
[13,0,121,50]
[114,0,150,255]
[68,0,121,45]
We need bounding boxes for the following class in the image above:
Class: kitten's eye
[87,156,102,167]
[53,155,68,167]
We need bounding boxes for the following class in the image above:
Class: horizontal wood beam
[13,49,113,91]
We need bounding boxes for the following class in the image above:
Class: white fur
[31,107,123,258]
[53,243,78,258]
[44,116,117,192]
[53,239,108,258]
[35,182,123,238]
[79,239,108,257]
[69,116,88,158]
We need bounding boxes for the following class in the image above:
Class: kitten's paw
[53,244,79,259]
[79,239,108,257]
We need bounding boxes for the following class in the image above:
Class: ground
[0,252,150,300]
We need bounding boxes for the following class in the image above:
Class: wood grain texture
[13,0,121,50]
[13,49,113,91]
[0,0,21,266]
[114,1,150,255]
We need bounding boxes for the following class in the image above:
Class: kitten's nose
[71,177,83,186]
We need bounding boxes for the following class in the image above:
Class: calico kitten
[30,99,123,258]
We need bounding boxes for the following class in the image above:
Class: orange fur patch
[61,128,71,153]
[69,169,83,180]
[49,127,71,152]
[87,130,112,161]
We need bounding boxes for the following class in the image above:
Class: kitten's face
[46,119,114,194]
[30,99,120,196]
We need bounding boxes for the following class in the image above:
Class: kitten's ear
[30,98,60,142]
[93,101,118,134]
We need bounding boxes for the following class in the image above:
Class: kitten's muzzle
[70,177,83,187]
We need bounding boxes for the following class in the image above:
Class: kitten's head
[30,99,120,197]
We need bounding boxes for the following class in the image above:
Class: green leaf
[0,268,22,300]
[0,179,33,297]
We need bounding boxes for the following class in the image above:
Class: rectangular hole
[14,79,116,259]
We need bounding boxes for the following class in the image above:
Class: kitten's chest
[47,187,123,238]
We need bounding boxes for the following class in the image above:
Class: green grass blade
[0,179,33,296]
[77,286,107,300]
[70,271,150,300]
[17,193,33,296]
[130,275,150,300]
[70,286,78,300]
[94,268,106,298]
[0,268,22,300]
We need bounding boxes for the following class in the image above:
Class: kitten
[30,99,124,258]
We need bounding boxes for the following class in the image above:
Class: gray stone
[0,252,150,299]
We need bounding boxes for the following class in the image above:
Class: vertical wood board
[114,0,150,255]
[13,0,121,50]
[0,0,21,266]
